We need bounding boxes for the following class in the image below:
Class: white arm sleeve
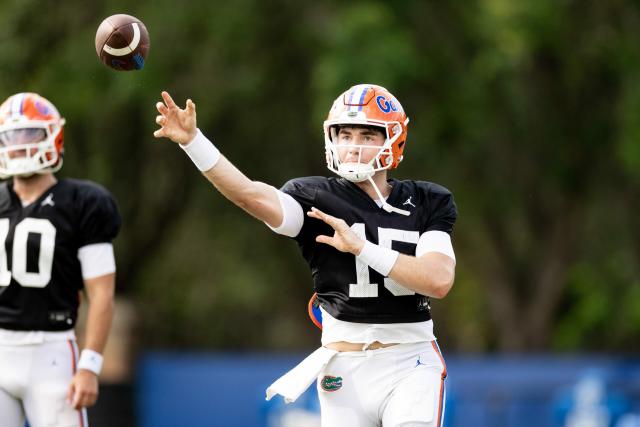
[265,188,304,238]
[357,240,399,276]
[77,243,116,280]
[179,129,221,172]
[415,230,456,261]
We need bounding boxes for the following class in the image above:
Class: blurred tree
[0,0,638,353]
[396,0,640,351]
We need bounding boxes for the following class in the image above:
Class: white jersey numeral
[348,223,378,297]
[0,218,56,288]
[348,223,420,298]
[379,227,419,296]
[0,219,11,286]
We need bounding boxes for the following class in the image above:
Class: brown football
[95,14,150,71]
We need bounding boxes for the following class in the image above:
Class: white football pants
[0,339,88,427]
[317,341,446,427]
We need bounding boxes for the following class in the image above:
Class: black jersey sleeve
[422,183,457,234]
[280,177,320,212]
[76,183,122,246]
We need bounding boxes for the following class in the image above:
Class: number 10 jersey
[0,179,121,331]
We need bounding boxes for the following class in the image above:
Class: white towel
[266,346,338,403]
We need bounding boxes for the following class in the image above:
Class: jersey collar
[337,177,402,212]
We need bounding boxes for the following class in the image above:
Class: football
[95,14,150,71]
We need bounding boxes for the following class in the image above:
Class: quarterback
[154,84,456,427]
[0,93,121,426]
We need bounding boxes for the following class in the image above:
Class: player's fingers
[156,102,168,114]
[306,209,321,220]
[308,207,333,224]
[66,383,75,405]
[161,91,178,109]
[312,208,344,229]
[155,115,166,126]
[80,390,97,408]
[71,389,82,409]
[76,387,95,409]
[153,128,165,138]
[86,392,98,407]
[315,235,333,245]
[309,207,325,216]
[186,99,196,113]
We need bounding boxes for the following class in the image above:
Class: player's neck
[355,171,391,201]
[12,174,57,205]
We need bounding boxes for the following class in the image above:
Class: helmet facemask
[0,120,65,179]
[324,121,403,183]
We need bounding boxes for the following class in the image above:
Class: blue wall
[136,352,640,427]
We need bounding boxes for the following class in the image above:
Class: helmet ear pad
[388,138,406,169]
[52,126,64,164]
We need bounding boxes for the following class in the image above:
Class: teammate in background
[154,84,456,427]
[0,93,121,427]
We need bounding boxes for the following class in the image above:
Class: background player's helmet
[0,93,65,178]
[323,84,409,182]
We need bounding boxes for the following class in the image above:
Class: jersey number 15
[349,223,419,298]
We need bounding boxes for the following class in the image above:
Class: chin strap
[366,175,410,216]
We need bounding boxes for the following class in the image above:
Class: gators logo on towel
[320,375,343,392]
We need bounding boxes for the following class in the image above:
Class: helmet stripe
[19,94,26,115]
[10,94,24,117]
[357,86,370,111]
[348,85,368,112]
[347,88,357,112]
[9,95,17,116]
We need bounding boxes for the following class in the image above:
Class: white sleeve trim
[416,230,456,261]
[265,188,304,238]
[77,243,116,280]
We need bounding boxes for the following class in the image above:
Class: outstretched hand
[153,91,197,145]
[307,207,364,255]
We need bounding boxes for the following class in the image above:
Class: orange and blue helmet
[323,84,409,182]
[0,93,65,178]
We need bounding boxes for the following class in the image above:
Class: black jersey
[0,179,121,331]
[282,176,456,324]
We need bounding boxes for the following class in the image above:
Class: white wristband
[180,128,221,172]
[78,349,104,376]
[357,240,400,276]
